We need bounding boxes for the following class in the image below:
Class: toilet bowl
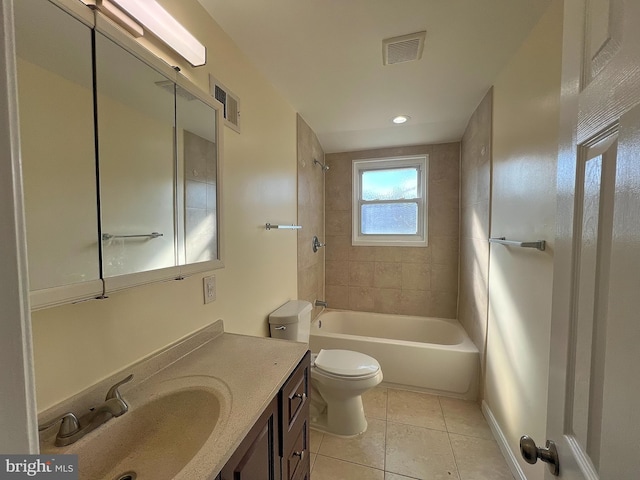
[310,349,383,436]
[269,301,383,436]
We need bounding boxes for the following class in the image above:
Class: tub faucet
[39,374,133,447]
[315,300,328,308]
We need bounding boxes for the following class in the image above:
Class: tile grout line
[311,431,324,475]
[438,394,451,432]
[447,431,464,480]
[314,453,386,474]
[439,396,463,480]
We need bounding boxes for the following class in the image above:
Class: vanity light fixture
[92,0,143,37]
[392,115,410,124]
[110,0,207,66]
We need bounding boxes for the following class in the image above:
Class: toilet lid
[314,349,380,377]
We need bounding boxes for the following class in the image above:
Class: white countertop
[39,320,309,479]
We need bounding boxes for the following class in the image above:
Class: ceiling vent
[382,31,426,65]
[209,75,241,133]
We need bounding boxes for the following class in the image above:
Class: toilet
[269,300,383,436]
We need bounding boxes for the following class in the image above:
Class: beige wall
[459,89,492,390]
[324,144,459,317]
[297,115,325,319]
[30,0,298,411]
[484,2,562,478]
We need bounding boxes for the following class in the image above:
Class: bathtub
[309,310,479,400]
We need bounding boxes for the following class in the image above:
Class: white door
[534,0,640,478]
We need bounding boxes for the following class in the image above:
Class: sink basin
[58,377,230,480]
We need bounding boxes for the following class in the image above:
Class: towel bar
[489,237,546,251]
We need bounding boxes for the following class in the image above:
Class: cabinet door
[175,82,221,270]
[15,0,103,309]
[95,31,177,281]
[221,397,280,480]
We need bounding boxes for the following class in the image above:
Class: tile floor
[309,387,514,480]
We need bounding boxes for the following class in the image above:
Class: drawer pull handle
[293,451,304,460]
[293,392,307,401]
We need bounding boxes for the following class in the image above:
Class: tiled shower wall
[297,115,325,319]
[324,144,460,318]
[458,89,492,370]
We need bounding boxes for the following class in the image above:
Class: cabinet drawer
[283,419,308,480]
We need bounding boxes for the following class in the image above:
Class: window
[352,155,428,247]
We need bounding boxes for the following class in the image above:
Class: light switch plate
[203,275,216,304]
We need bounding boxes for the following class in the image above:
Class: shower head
[313,158,330,172]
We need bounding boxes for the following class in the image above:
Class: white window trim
[352,155,428,247]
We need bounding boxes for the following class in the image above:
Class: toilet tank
[269,300,312,342]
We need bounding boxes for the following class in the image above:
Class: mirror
[176,84,219,266]
[15,0,102,305]
[95,32,178,278]
[14,0,223,306]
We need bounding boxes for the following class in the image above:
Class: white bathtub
[309,310,479,400]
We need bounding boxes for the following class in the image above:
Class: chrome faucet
[39,374,133,447]
[314,300,328,308]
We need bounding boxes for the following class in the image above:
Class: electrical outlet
[203,275,216,304]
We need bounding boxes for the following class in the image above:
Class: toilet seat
[314,349,380,379]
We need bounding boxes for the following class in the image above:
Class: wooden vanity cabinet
[220,351,310,480]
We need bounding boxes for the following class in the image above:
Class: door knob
[520,435,559,476]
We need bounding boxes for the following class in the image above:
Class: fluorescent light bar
[111,0,206,66]
[96,0,144,38]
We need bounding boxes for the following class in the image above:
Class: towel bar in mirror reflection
[102,232,164,241]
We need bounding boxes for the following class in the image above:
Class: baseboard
[481,400,526,480]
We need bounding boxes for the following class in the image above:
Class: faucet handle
[105,374,133,401]
[38,412,80,436]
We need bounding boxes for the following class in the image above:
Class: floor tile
[385,422,459,479]
[439,397,493,439]
[363,386,388,420]
[387,389,446,431]
[310,429,324,454]
[449,433,514,480]
[385,473,421,480]
[318,418,386,470]
[306,387,513,479]
[311,455,385,480]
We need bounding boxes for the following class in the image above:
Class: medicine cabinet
[15,0,223,309]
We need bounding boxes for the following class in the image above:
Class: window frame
[352,155,428,247]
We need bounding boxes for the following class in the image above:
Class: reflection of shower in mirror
[313,158,329,172]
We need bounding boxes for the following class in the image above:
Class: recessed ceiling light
[392,115,410,124]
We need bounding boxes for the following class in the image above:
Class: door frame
[0,0,39,453]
